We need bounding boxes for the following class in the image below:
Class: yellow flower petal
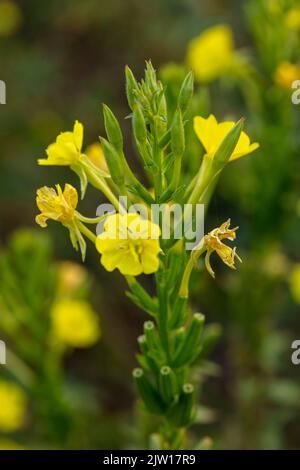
[274,62,300,89]
[194,114,259,161]
[204,220,242,277]
[141,248,160,274]
[73,120,84,151]
[38,121,84,166]
[0,381,27,432]
[85,142,108,172]
[96,213,161,276]
[51,299,100,348]
[186,25,234,83]
[35,183,78,227]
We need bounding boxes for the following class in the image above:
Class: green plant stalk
[155,270,170,362]
[76,220,97,244]
[152,117,164,200]
[81,161,126,214]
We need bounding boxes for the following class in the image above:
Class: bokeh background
[0,0,300,449]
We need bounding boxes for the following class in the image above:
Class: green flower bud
[144,320,159,350]
[174,327,185,351]
[167,383,195,427]
[157,93,168,136]
[125,65,138,110]
[145,61,158,93]
[137,335,147,355]
[178,71,194,114]
[133,368,165,415]
[212,118,244,169]
[172,313,205,368]
[159,366,178,403]
[102,104,124,154]
[133,102,148,145]
[100,137,124,186]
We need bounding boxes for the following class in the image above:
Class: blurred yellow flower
[0,1,22,36]
[0,381,27,432]
[274,62,300,89]
[263,250,288,277]
[51,299,100,347]
[204,219,241,278]
[96,213,161,276]
[38,120,83,166]
[186,25,234,83]
[289,264,300,304]
[267,0,282,15]
[194,114,259,161]
[285,8,300,31]
[0,440,23,450]
[57,261,88,293]
[35,183,78,228]
[85,142,108,173]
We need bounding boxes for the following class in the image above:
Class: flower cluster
[34,62,259,449]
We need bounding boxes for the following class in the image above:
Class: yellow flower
[179,219,242,297]
[0,440,24,450]
[51,299,101,348]
[0,1,22,36]
[35,184,87,260]
[289,264,300,304]
[204,219,242,278]
[274,61,300,89]
[85,142,108,173]
[186,25,234,83]
[0,381,27,432]
[194,114,259,161]
[35,183,78,228]
[96,213,161,276]
[57,261,88,293]
[38,120,83,166]
[285,8,300,31]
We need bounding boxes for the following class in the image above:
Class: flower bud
[178,71,194,114]
[133,102,148,145]
[102,104,124,154]
[159,366,178,403]
[125,65,138,110]
[137,335,147,355]
[144,321,159,350]
[167,383,195,427]
[133,368,165,415]
[100,137,125,186]
[172,313,205,368]
[145,61,158,92]
[212,118,244,169]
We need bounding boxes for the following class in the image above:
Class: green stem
[187,155,212,206]
[156,270,170,362]
[76,220,97,244]
[83,161,126,214]
[75,212,108,224]
[179,243,206,298]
